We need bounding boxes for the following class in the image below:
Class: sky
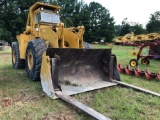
[84,0,160,27]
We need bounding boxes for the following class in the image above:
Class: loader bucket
[40,48,117,99]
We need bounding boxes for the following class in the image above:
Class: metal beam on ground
[112,80,160,97]
[56,91,111,120]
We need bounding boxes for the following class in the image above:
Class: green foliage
[88,2,115,42]
[0,0,43,43]
[0,0,115,43]
[2,1,160,44]
[114,25,121,36]
[131,23,146,35]
[146,11,160,33]
[119,18,132,36]
[116,18,146,36]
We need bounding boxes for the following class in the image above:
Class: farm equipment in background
[114,36,125,44]
[114,32,134,44]
[134,34,148,42]
[116,32,160,67]
[116,32,160,81]
[129,41,160,67]
[117,64,160,80]
[115,32,160,45]
[11,2,160,119]
[147,33,160,41]
[124,32,134,43]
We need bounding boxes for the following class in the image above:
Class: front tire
[25,40,46,81]
[129,59,138,67]
[12,42,25,68]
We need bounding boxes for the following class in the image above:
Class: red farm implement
[117,64,160,80]
[123,40,160,67]
[118,38,160,80]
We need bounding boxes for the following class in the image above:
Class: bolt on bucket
[40,48,118,99]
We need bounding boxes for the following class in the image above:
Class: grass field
[0,45,160,120]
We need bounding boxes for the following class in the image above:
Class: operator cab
[34,7,60,25]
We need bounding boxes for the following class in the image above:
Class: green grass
[0,49,11,54]
[0,45,160,120]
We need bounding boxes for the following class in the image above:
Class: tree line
[0,0,160,44]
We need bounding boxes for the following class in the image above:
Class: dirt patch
[17,93,46,102]
[1,90,46,108]
[0,53,11,56]
[0,54,11,64]
[1,98,15,107]
[16,89,46,102]
[42,113,74,120]
[0,53,11,59]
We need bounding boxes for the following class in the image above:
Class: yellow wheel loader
[12,2,160,119]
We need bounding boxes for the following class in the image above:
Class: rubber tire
[141,58,150,65]
[25,40,46,81]
[129,59,138,67]
[12,42,25,68]
[114,66,121,81]
[83,42,92,49]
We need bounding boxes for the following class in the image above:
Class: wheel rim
[130,61,136,67]
[28,51,33,70]
[142,60,147,64]
[132,52,137,56]
[13,50,16,64]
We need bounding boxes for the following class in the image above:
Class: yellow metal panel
[76,26,84,41]
[76,26,85,48]
[17,34,31,59]
[63,29,79,48]
[40,53,55,98]
[147,33,159,40]
[56,23,65,48]
[40,27,59,48]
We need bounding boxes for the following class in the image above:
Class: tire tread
[12,42,25,68]
[25,40,46,81]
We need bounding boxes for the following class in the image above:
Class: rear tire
[25,40,46,81]
[141,58,150,65]
[12,42,25,68]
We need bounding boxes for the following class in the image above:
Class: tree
[78,4,91,42]
[0,0,115,43]
[88,2,115,42]
[119,18,131,36]
[118,18,146,36]
[114,25,121,36]
[56,0,83,27]
[131,23,146,35]
[0,0,43,43]
[146,11,160,33]
[54,1,115,42]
